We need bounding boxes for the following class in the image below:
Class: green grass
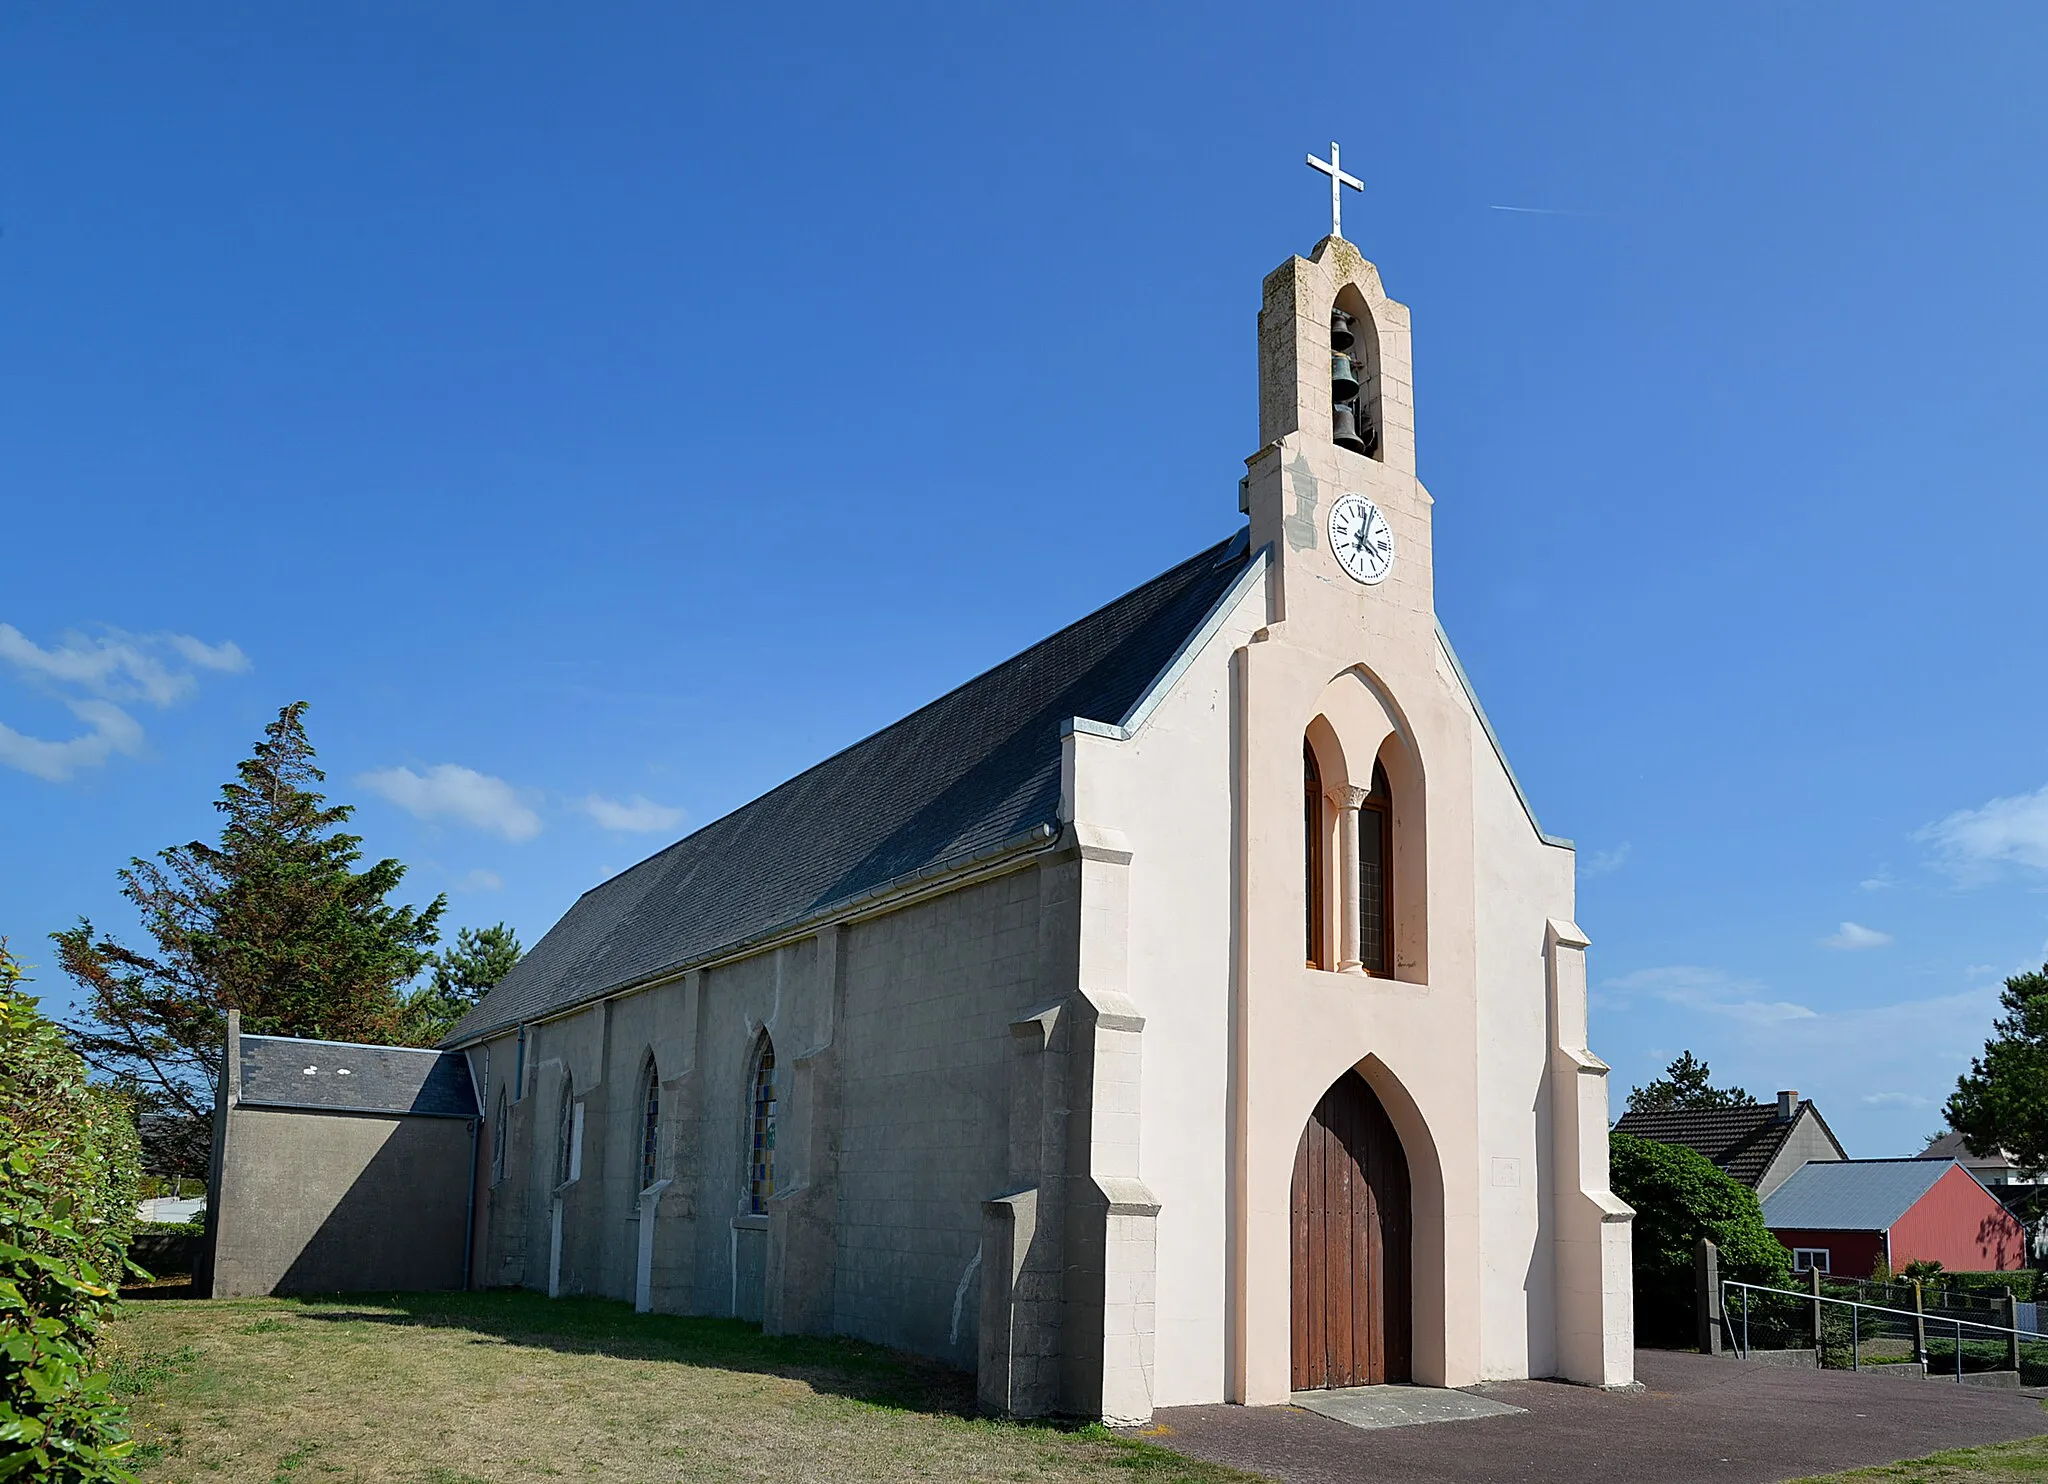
[1789,1434,2048,1481]
[106,1289,1265,1483]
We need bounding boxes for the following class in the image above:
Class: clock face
[1328,493,1395,585]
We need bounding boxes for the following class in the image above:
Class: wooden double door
[1290,1069,1412,1390]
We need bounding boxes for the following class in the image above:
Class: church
[435,157,1634,1422]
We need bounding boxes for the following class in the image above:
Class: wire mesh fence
[1723,1280,2048,1385]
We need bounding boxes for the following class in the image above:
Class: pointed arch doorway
[1290,1069,1412,1389]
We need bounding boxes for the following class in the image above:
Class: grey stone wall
[210,1107,473,1297]
[472,854,1082,1381]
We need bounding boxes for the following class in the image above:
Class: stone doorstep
[1289,1384,1528,1431]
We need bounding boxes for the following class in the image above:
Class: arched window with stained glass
[638,1058,661,1191]
[746,1036,776,1215]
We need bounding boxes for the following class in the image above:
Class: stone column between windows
[1336,785,1371,973]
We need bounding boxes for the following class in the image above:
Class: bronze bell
[1333,401,1370,454]
[1331,352,1360,402]
[1330,309,1355,353]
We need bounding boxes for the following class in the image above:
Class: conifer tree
[54,702,445,1116]
[401,922,523,1045]
[1624,1050,1754,1114]
[1946,964,2048,1173]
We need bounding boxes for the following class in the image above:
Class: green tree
[400,922,523,1045]
[54,702,445,1117]
[1625,1050,1754,1114]
[1610,1130,1790,1345]
[1,936,145,1481]
[1946,964,2048,1175]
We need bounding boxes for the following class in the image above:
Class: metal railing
[1722,1279,2043,1384]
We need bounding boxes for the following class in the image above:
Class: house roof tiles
[1612,1101,1836,1189]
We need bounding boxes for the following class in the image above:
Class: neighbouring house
[1761,1158,2029,1277]
[202,1012,481,1298]
[204,197,1639,1422]
[1918,1130,2039,1190]
[1613,1090,1847,1200]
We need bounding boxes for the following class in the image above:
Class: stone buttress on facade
[431,225,1633,1420]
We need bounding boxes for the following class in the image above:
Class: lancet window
[556,1078,576,1186]
[639,1060,661,1191]
[492,1089,508,1185]
[1305,742,1328,969]
[746,1036,777,1215]
[1358,760,1392,976]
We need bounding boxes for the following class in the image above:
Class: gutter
[461,1116,479,1292]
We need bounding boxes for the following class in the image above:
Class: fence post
[1695,1239,1722,1355]
[2005,1288,2021,1373]
[1742,1285,1750,1358]
[1810,1264,1824,1358]
[1955,1318,1963,1383]
[1851,1302,1859,1370]
[1913,1279,1927,1364]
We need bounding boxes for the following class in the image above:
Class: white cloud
[1919,784,2048,880]
[582,793,686,834]
[1862,1091,1935,1109]
[1821,921,1893,951]
[1583,842,1631,877]
[1859,868,1898,892]
[0,623,248,781]
[0,699,147,782]
[357,764,542,842]
[1602,961,2000,1152]
[1599,965,1819,1027]
[453,869,504,892]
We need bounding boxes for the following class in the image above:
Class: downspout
[462,1117,479,1291]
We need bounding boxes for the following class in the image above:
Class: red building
[1761,1158,2028,1277]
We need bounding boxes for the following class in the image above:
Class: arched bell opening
[1330,285,1383,462]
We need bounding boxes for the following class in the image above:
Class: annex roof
[446,530,1261,1046]
[1613,1100,1843,1189]
[238,1034,479,1119]
[1761,1158,1961,1233]
[1919,1130,2020,1171]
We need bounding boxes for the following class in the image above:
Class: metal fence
[1723,1279,2048,1384]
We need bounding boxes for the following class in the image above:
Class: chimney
[1776,1090,1798,1123]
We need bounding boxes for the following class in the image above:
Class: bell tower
[1240,152,1427,627]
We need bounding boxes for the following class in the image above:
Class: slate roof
[446,530,1259,1047]
[238,1034,479,1119]
[1762,1158,1960,1232]
[1612,1100,1843,1189]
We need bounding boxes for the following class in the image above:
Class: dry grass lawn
[1790,1435,2048,1483]
[105,1291,1264,1484]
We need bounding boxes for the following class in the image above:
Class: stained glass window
[492,1089,507,1185]
[747,1038,777,1215]
[639,1062,660,1191]
[557,1079,576,1186]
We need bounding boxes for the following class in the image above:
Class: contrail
[1487,204,1589,216]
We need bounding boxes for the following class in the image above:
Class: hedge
[1,945,143,1481]
[1610,1131,1791,1346]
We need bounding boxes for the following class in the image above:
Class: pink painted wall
[1888,1165,2027,1272]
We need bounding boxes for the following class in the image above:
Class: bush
[1611,1131,1790,1346]
[1,942,141,1480]
[1934,1269,2040,1304]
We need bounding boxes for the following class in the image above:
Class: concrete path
[1138,1351,2048,1484]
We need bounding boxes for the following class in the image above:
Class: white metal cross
[1306,142,1364,240]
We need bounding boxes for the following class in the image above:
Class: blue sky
[5,5,2046,1158]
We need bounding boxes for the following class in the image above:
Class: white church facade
[445,204,1635,1422]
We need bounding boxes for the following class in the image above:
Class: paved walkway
[1140,1351,2048,1484]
